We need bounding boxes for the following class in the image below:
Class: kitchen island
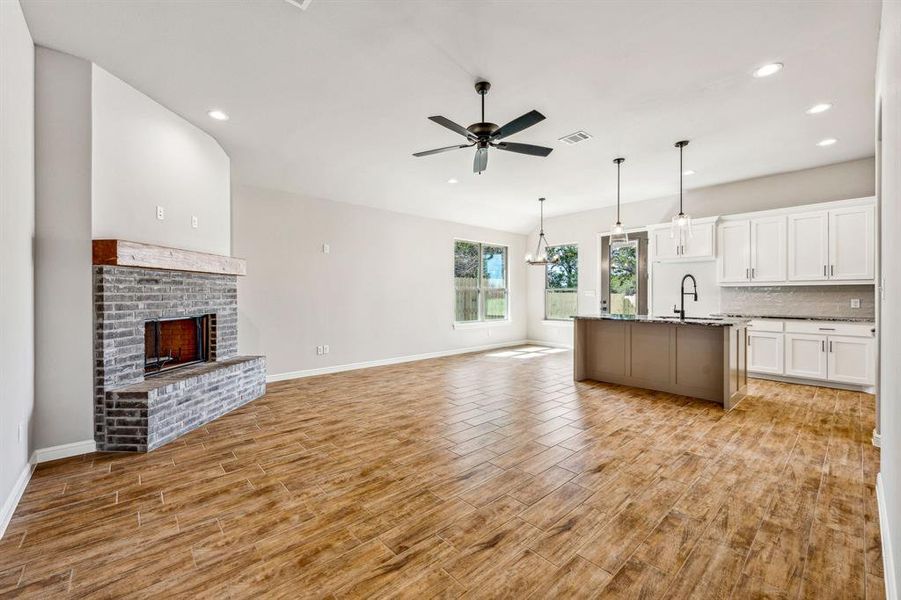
[573,315,749,410]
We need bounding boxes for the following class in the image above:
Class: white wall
[527,158,875,346]
[0,0,35,534]
[91,65,231,255]
[33,47,94,450]
[876,2,901,595]
[233,185,528,378]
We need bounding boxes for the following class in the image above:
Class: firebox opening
[145,315,211,376]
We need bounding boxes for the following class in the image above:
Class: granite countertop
[574,315,749,327]
[714,313,875,323]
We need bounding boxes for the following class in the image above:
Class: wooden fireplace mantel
[93,240,247,276]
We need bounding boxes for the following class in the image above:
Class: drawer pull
[818,327,835,331]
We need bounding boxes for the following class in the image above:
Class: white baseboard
[29,439,97,465]
[0,462,33,539]
[748,371,874,393]
[877,473,897,600]
[267,339,533,383]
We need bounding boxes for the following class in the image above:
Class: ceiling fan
[413,81,553,174]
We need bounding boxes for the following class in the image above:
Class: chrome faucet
[673,274,698,321]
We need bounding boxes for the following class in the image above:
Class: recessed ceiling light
[752,63,783,78]
[806,103,832,115]
[682,170,696,176]
[817,138,838,147]
[207,109,229,121]
[447,178,458,184]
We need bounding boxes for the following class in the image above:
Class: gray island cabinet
[573,315,749,410]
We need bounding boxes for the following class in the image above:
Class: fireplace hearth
[145,315,211,375]
[93,239,265,452]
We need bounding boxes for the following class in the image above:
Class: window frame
[544,243,579,322]
[453,239,510,325]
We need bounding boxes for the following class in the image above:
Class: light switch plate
[851,298,861,308]
[192,216,199,229]
[323,345,329,354]
[322,243,330,254]
[156,206,165,220]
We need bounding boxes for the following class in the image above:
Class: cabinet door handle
[745,268,749,279]
[829,341,833,353]
[751,268,755,279]
[823,265,827,276]
[821,340,825,352]
[830,265,834,276]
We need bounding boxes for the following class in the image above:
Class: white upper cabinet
[829,206,875,281]
[717,220,751,283]
[717,216,786,284]
[750,216,787,282]
[681,221,715,259]
[650,227,679,260]
[650,218,716,262]
[787,211,829,282]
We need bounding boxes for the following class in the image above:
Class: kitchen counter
[713,313,873,323]
[573,315,748,410]
[577,315,748,327]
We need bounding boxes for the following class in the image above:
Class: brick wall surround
[93,265,265,451]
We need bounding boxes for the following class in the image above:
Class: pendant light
[671,140,692,239]
[526,197,560,266]
[610,157,628,244]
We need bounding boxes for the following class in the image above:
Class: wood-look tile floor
[0,345,883,599]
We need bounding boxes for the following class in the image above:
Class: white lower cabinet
[747,322,875,387]
[784,333,828,380]
[827,335,874,385]
[748,332,784,375]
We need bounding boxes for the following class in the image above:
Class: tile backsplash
[720,285,875,319]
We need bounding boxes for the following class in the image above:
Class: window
[609,240,638,316]
[545,244,578,320]
[454,240,508,322]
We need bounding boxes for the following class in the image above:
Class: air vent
[558,130,592,145]
[284,0,313,10]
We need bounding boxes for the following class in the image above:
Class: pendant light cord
[679,144,683,215]
[616,161,621,223]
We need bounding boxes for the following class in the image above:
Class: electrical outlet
[851,298,861,308]
[316,345,323,355]
[323,345,329,354]
[192,216,199,229]
[322,243,330,255]
[156,206,165,220]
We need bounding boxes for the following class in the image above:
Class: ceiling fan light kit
[526,197,560,266]
[413,81,554,174]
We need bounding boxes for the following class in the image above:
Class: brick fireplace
[93,240,266,452]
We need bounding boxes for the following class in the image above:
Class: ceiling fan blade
[412,144,470,157]
[495,142,554,157]
[428,116,476,140]
[473,147,488,173]
[490,110,546,141]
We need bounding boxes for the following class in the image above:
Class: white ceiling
[21,0,880,233]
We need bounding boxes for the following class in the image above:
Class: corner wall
[0,0,35,535]
[33,47,94,450]
[526,158,876,346]
[876,1,901,595]
[232,185,528,378]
